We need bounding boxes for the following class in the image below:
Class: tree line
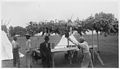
[2,12,118,37]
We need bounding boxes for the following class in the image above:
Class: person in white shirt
[12,36,20,67]
[67,36,93,68]
[25,34,32,67]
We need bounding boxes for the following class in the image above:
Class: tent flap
[1,31,24,60]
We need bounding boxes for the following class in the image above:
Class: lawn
[2,34,118,68]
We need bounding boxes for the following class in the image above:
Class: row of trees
[1,12,118,53]
[9,26,26,36]
[25,12,118,36]
[2,12,118,37]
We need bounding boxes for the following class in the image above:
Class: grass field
[2,34,118,68]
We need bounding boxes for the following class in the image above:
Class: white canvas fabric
[55,34,79,49]
[34,32,43,36]
[1,31,24,60]
[69,34,79,44]
[51,34,79,52]
[51,33,55,36]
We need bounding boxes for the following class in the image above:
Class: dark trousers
[42,55,52,67]
[13,48,20,67]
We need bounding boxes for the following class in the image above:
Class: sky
[1,0,119,28]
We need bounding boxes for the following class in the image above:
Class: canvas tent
[43,33,47,36]
[34,32,43,36]
[51,34,79,52]
[50,33,55,36]
[1,31,24,60]
[15,34,20,37]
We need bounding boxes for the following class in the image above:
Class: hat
[25,33,31,39]
[44,36,49,41]
[78,36,85,43]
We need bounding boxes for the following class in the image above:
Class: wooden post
[51,43,55,67]
[97,31,100,53]
[94,50,104,65]
[92,30,94,63]
[52,53,55,67]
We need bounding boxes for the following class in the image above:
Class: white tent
[34,34,37,36]
[43,33,47,36]
[1,31,24,60]
[50,33,55,36]
[51,34,79,52]
[15,34,20,37]
[54,34,79,49]
[34,32,43,36]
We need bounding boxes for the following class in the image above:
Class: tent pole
[97,31,100,53]
[92,30,94,63]
[95,31,104,65]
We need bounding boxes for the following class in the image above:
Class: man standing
[12,36,20,67]
[25,34,32,67]
[40,36,52,67]
[67,36,93,68]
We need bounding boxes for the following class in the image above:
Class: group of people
[11,34,52,68]
[11,34,32,67]
[12,32,93,68]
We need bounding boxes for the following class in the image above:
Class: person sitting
[67,36,93,68]
[40,36,52,67]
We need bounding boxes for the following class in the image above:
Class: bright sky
[1,0,119,28]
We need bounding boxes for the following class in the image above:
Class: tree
[1,25,8,33]
[26,21,39,36]
[74,19,88,35]
[84,15,95,54]
[12,26,26,36]
[94,12,118,52]
[9,26,15,37]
